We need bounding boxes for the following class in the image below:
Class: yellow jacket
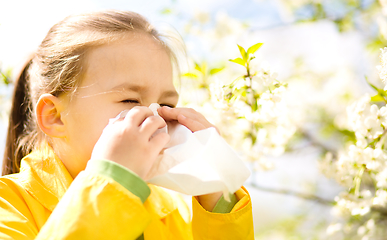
[0,151,254,239]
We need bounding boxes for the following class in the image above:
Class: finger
[157,106,178,121]
[149,132,170,149]
[158,106,199,122]
[124,106,154,126]
[159,106,219,132]
[139,116,167,137]
[177,114,207,132]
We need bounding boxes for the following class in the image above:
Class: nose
[142,100,159,108]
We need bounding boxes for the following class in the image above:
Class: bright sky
[0,0,286,71]
[0,0,167,70]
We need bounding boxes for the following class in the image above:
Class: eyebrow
[110,83,179,98]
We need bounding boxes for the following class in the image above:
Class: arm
[0,159,152,240]
[38,162,151,240]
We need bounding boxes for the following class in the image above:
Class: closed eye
[160,103,175,108]
[120,100,174,108]
[121,99,140,104]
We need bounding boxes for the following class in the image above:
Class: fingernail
[180,114,186,119]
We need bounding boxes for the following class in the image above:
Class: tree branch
[298,129,337,157]
[248,182,335,205]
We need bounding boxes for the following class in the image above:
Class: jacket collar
[18,150,73,212]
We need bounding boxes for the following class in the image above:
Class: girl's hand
[157,106,220,134]
[158,106,223,211]
[91,106,170,180]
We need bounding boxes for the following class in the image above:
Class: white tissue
[149,103,168,139]
[114,104,250,200]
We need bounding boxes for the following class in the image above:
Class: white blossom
[379,106,387,127]
[209,79,228,109]
[326,223,342,235]
[375,168,387,188]
[347,96,385,140]
[376,47,387,89]
[250,61,279,87]
[373,189,387,206]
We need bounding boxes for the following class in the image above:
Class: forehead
[80,33,174,94]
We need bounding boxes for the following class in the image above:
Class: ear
[36,93,66,138]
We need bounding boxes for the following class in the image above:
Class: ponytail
[2,60,34,175]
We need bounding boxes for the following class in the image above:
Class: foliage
[168,0,387,238]
[0,66,11,85]
[317,48,387,239]
[0,65,12,120]
[223,43,294,162]
[181,43,295,170]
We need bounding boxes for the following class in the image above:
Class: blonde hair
[2,10,182,175]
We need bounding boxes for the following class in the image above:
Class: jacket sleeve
[192,187,254,240]
[36,159,151,240]
[0,159,152,240]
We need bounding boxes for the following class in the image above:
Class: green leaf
[237,45,247,61]
[229,58,245,67]
[252,100,258,112]
[194,62,208,74]
[251,134,257,145]
[365,77,387,102]
[230,95,238,102]
[160,8,173,15]
[181,73,198,78]
[338,129,356,143]
[209,67,224,75]
[365,76,379,91]
[367,36,387,52]
[371,94,386,102]
[0,70,9,85]
[194,62,201,72]
[247,43,263,56]
[201,62,208,75]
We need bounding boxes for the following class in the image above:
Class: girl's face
[57,33,178,178]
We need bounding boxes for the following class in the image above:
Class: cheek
[65,111,108,150]
[62,97,123,157]
[83,115,111,144]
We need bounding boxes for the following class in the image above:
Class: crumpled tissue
[112,103,250,200]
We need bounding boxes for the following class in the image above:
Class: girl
[0,10,253,239]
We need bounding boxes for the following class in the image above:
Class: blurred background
[1,0,386,239]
